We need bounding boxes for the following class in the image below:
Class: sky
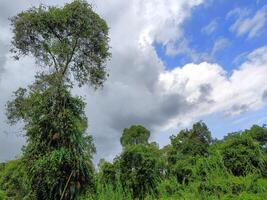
[0,0,267,163]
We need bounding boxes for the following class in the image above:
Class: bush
[220,134,266,176]
[0,159,32,199]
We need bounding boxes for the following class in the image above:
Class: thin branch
[48,24,64,43]
[46,46,59,72]
[62,37,78,76]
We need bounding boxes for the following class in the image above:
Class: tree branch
[62,37,78,76]
[46,46,59,72]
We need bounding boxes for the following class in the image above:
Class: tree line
[1,122,267,199]
[0,1,267,199]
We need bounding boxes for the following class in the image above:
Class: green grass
[77,173,267,200]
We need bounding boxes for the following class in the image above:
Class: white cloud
[211,37,230,56]
[159,45,267,128]
[1,0,267,163]
[228,6,267,38]
[0,0,204,162]
[202,19,218,35]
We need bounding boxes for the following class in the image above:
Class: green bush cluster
[92,123,267,199]
[1,123,267,199]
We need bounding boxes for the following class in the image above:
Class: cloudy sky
[1,0,267,163]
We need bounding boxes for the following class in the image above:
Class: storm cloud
[1,0,267,163]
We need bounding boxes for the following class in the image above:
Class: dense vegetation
[1,124,267,199]
[1,0,267,199]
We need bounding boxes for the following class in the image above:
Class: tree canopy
[120,125,150,147]
[11,0,110,87]
[169,121,212,157]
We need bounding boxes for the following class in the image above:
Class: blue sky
[154,0,267,142]
[204,105,267,139]
[155,0,267,72]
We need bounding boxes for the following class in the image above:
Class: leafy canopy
[120,125,150,147]
[220,132,266,176]
[170,121,212,156]
[11,0,110,87]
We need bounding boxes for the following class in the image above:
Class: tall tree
[166,122,212,184]
[7,0,110,199]
[246,125,267,148]
[169,121,212,157]
[118,144,161,199]
[120,125,150,147]
[7,75,97,199]
[118,125,161,199]
[11,0,110,87]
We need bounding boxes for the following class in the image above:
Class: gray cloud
[0,0,37,26]
[226,104,250,116]
[0,0,204,163]
[198,84,215,104]
[262,90,267,102]
[108,94,190,132]
[0,56,36,162]
[0,47,7,77]
[79,45,193,161]
[2,0,267,165]
[0,122,25,161]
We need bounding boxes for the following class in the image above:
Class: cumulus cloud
[1,0,267,163]
[159,45,267,124]
[0,0,204,162]
[228,6,267,38]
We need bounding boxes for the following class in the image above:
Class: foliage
[118,144,161,199]
[120,125,150,147]
[0,159,32,199]
[6,0,111,199]
[98,159,117,186]
[2,123,267,199]
[10,0,110,88]
[95,125,163,199]
[246,125,267,148]
[90,123,267,200]
[0,190,6,200]
[6,75,96,199]
[219,133,266,176]
[169,121,212,157]
[165,122,212,184]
